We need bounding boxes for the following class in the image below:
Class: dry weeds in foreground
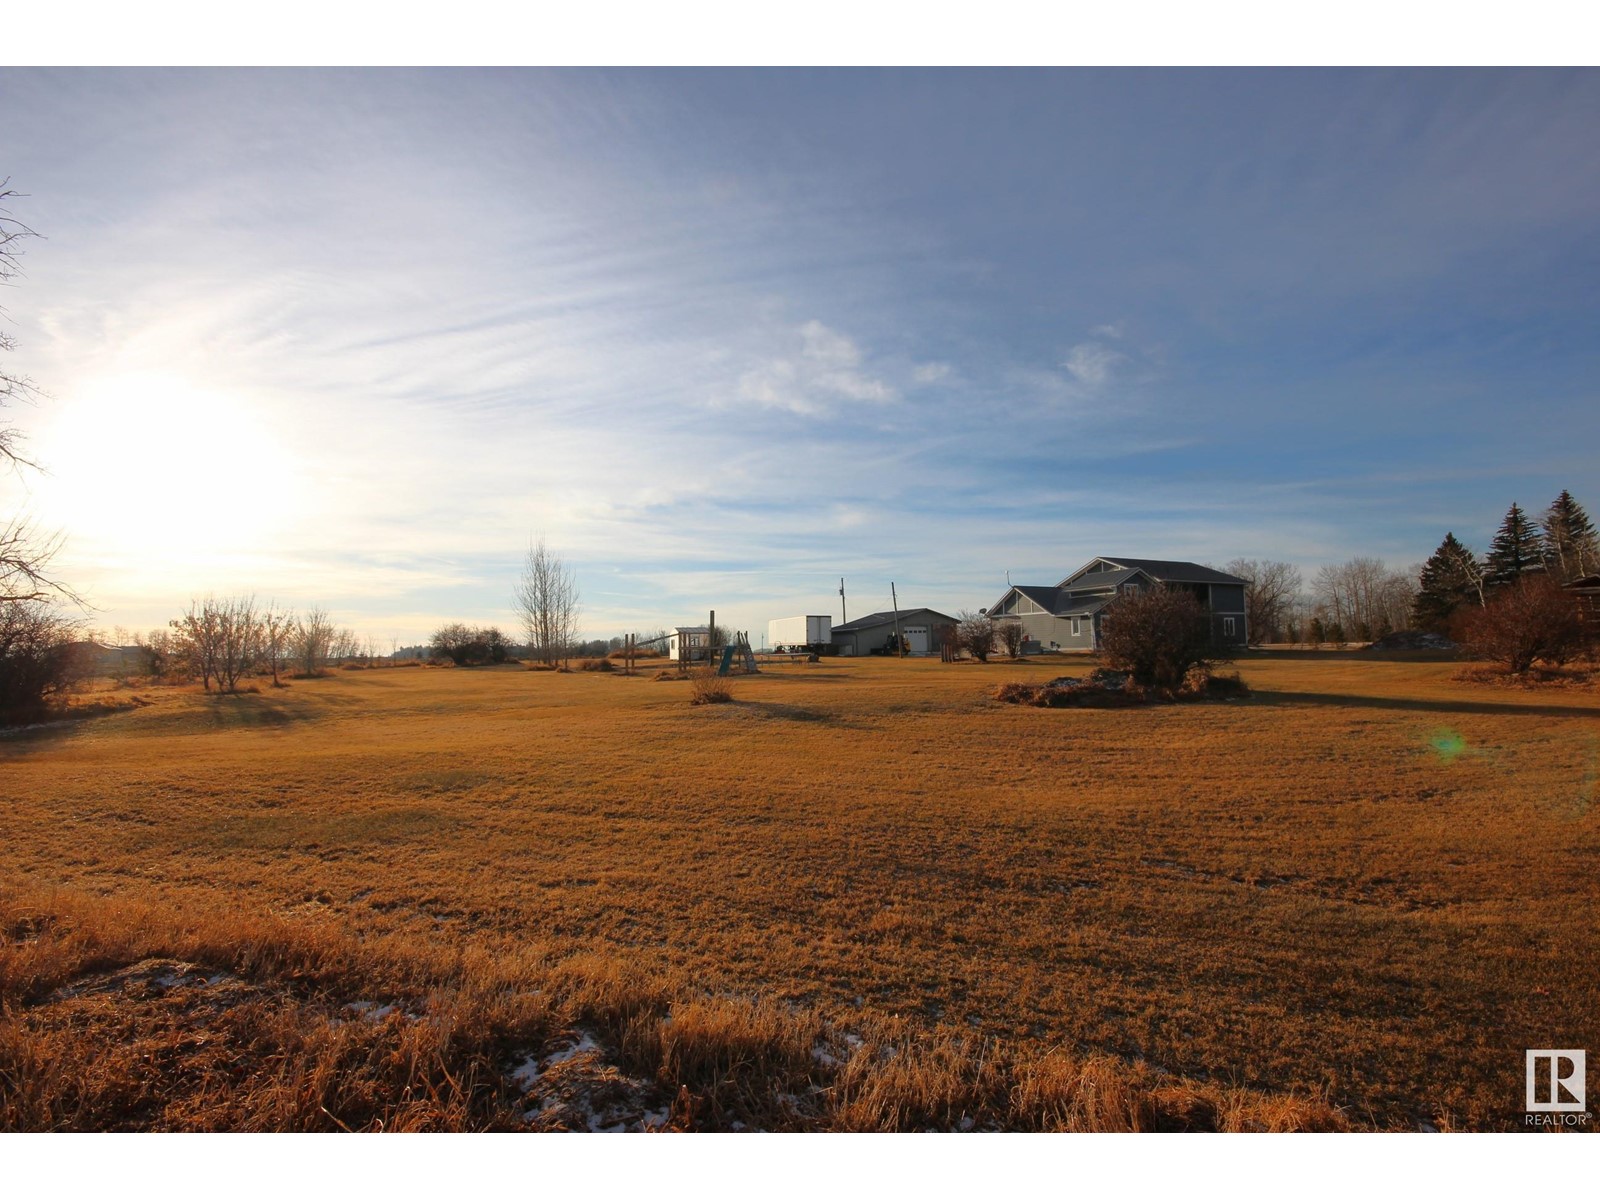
[0,887,1343,1131]
[3,652,1597,1130]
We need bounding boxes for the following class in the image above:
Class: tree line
[1412,492,1597,633]
[1407,491,1596,671]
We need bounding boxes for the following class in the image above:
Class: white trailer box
[767,615,833,648]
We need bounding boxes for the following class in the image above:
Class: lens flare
[1428,729,1468,762]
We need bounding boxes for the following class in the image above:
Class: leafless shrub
[429,623,510,666]
[955,611,996,662]
[1459,575,1587,673]
[1099,588,1215,687]
[996,620,1026,659]
[688,668,734,704]
[0,600,82,723]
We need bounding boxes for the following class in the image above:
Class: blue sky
[3,68,1597,643]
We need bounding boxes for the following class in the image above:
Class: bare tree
[294,606,335,676]
[330,627,360,663]
[956,610,997,662]
[172,599,223,690]
[1225,559,1303,645]
[1313,558,1418,642]
[514,538,581,666]
[213,596,262,692]
[996,619,1026,659]
[171,596,261,692]
[0,180,41,473]
[1,183,78,608]
[261,602,295,687]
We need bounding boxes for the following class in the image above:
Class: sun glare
[40,373,300,566]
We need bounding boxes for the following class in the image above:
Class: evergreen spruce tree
[1484,502,1544,588]
[1541,490,1600,583]
[1412,533,1483,633]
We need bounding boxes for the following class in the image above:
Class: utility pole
[839,577,847,627]
[891,582,903,658]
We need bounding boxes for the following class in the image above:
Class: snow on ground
[344,1000,400,1021]
[509,1029,672,1132]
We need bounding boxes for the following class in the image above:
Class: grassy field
[3,652,1597,1131]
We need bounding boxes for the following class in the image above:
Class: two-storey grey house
[988,557,1249,653]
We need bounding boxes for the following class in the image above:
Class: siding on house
[988,556,1251,652]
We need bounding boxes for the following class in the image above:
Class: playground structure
[631,610,762,676]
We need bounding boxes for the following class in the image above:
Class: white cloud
[733,319,898,414]
[1062,341,1124,388]
[912,361,952,385]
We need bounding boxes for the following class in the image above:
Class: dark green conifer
[1541,490,1600,583]
[1484,503,1543,588]
[1412,533,1483,633]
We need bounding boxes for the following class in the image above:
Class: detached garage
[829,608,957,656]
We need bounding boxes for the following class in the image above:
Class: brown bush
[689,669,734,705]
[0,602,84,725]
[580,659,615,673]
[1099,588,1216,687]
[1458,576,1587,673]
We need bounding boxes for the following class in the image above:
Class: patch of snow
[345,1000,398,1020]
[959,1115,976,1131]
[541,1033,602,1068]
[511,1056,542,1089]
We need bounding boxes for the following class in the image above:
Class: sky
[2,67,1597,645]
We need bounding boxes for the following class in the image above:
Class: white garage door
[905,626,929,654]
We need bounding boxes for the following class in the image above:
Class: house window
[1223,617,1236,637]
[1071,617,1081,636]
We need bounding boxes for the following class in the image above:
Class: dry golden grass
[4,649,1598,1130]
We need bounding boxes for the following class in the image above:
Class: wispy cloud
[1062,340,1124,388]
[2,68,1594,641]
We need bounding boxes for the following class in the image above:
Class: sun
[36,372,301,567]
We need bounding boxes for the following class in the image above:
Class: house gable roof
[989,583,1121,618]
[833,608,957,634]
[1058,557,1247,588]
